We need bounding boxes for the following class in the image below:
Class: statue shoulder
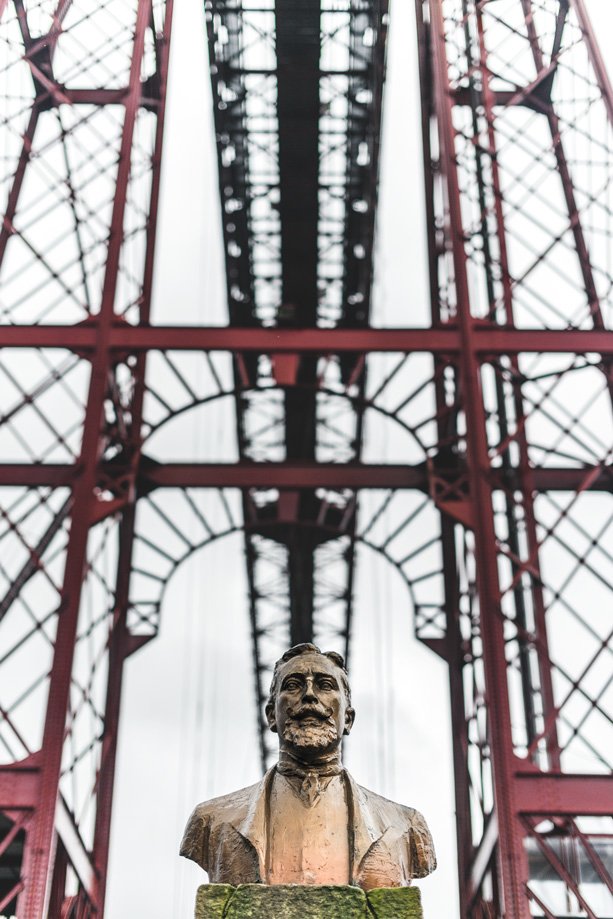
[192,779,263,822]
[350,776,437,878]
[179,777,264,869]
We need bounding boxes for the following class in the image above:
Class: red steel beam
[0,324,611,353]
[0,110,39,268]
[514,771,613,817]
[17,4,153,915]
[460,771,613,905]
[143,462,430,489]
[143,463,611,492]
[0,462,609,491]
[475,1,561,771]
[0,764,40,810]
[90,6,174,911]
[429,0,530,913]
[0,465,76,485]
[421,2,613,915]
[570,0,613,125]
[415,2,474,899]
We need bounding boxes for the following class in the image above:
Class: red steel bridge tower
[0,0,611,916]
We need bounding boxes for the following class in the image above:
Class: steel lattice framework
[0,0,611,917]
[0,1,174,914]
[418,1,613,914]
[205,0,389,763]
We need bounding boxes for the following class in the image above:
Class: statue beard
[281,715,339,753]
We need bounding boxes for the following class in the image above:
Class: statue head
[265,643,355,762]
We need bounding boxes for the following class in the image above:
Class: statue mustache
[287,704,333,722]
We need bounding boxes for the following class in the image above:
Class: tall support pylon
[417,0,613,914]
[0,2,173,914]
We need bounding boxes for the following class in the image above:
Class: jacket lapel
[229,766,386,885]
[235,766,276,879]
[344,771,382,881]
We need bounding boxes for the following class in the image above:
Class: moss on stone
[226,884,370,918]
[194,883,424,918]
[195,884,234,919]
[366,886,423,919]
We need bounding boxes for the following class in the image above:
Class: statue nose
[302,682,318,703]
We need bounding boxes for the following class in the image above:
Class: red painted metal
[0,461,609,492]
[0,764,40,810]
[570,0,613,124]
[0,0,174,914]
[20,5,154,914]
[90,0,174,909]
[417,0,613,915]
[1,324,612,352]
[0,0,612,916]
[514,772,613,817]
[429,3,529,911]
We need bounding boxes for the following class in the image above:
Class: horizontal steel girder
[0,325,611,353]
[0,462,609,491]
[514,770,613,817]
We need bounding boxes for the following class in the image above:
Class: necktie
[299,771,322,807]
[277,759,342,808]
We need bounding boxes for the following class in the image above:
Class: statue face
[267,652,355,758]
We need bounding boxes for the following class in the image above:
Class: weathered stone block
[194,884,424,918]
[366,886,423,918]
[195,884,234,919]
[226,884,369,918]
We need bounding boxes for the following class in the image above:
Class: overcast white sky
[105,2,613,917]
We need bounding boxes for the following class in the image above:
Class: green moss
[194,884,234,919]
[194,884,424,918]
[225,885,370,918]
[367,886,423,919]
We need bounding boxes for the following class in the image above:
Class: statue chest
[265,773,351,885]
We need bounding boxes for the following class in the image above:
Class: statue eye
[319,679,335,690]
[283,679,301,691]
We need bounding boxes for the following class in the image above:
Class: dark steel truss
[205,0,389,763]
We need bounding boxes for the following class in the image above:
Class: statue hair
[266,643,352,709]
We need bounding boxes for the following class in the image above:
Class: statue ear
[343,707,355,736]
[265,701,278,733]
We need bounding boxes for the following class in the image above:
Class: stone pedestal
[194,884,423,918]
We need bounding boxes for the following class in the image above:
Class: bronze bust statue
[180,643,436,890]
